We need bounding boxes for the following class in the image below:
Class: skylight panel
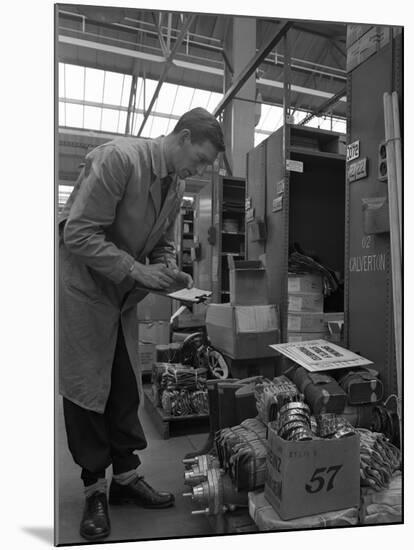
[83,106,102,131]
[102,71,125,106]
[116,111,127,134]
[132,113,145,135]
[143,78,159,110]
[189,88,211,110]
[172,85,196,116]
[156,82,179,114]
[65,64,85,100]
[59,101,66,126]
[101,108,121,133]
[206,91,222,112]
[263,105,284,131]
[121,75,132,107]
[84,67,105,103]
[59,63,65,97]
[65,103,83,128]
[148,116,170,138]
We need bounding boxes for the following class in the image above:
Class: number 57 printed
[305,465,343,494]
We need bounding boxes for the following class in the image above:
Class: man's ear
[178,128,191,144]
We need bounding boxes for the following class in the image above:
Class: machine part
[207,349,229,379]
[183,455,221,486]
[184,468,248,516]
[279,401,310,415]
[289,427,314,441]
[215,418,268,491]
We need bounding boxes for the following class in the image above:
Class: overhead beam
[298,87,346,125]
[137,14,197,136]
[58,35,346,105]
[213,21,293,118]
[292,22,346,43]
[151,12,169,58]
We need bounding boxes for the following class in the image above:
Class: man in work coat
[58,107,225,541]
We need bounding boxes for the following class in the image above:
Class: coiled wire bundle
[273,401,314,441]
[152,362,209,416]
[215,418,268,491]
[357,428,401,491]
[161,388,209,416]
[315,413,357,439]
[254,376,304,424]
[152,362,208,391]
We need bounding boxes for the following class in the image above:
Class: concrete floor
[55,391,214,546]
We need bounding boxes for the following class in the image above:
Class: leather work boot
[109,476,175,508]
[80,491,111,541]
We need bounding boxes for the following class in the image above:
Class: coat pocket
[59,243,106,304]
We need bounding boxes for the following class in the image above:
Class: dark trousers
[63,326,147,486]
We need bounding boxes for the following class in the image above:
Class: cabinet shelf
[289,146,345,161]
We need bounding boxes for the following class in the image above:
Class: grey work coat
[59,136,185,413]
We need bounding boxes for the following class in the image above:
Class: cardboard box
[264,424,360,520]
[288,274,323,295]
[206,304,280,359]
[138,342,156,374]
[288,312,326,333]
[288,292,324,313]
[137,293,172,322]
[138,321,170,345]
[229,258,268,306]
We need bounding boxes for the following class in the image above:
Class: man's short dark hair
[173,107,225,152]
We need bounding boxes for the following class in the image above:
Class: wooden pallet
[144,388,209,439]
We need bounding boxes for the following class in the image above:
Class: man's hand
[130,262,177,290]
[176,271,194,290]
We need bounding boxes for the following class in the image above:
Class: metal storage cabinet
[211,174,246,303]
[246,125,346,342]
[345,29,402,396]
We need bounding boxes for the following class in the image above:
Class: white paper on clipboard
[269,339,373,373]
[166,288,212,303]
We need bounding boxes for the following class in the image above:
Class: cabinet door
[346,40,398,395]
[265,128,288,329]
[246,140,267,260]
[193,182,213,299]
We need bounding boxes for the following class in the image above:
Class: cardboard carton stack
[287,273,344,343]
[287,273,325,342]
[137,294,171,374]
[206,259,280,361]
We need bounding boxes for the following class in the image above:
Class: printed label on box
[286,159,304,173]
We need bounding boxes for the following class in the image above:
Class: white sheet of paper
[167,287,212,303]
[269,339,373,372]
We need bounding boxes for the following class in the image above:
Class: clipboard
[136,286,212,305]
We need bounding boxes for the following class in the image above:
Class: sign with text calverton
[269,339,373,372]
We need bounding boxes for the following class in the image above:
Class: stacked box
[264,423,360,520]
[287,273,326,342]
[138,321,170,374]
[206,304,280,360]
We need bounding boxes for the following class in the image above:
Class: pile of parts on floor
[182,368,402,531]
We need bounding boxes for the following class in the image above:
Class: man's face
[173,132,219,179]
